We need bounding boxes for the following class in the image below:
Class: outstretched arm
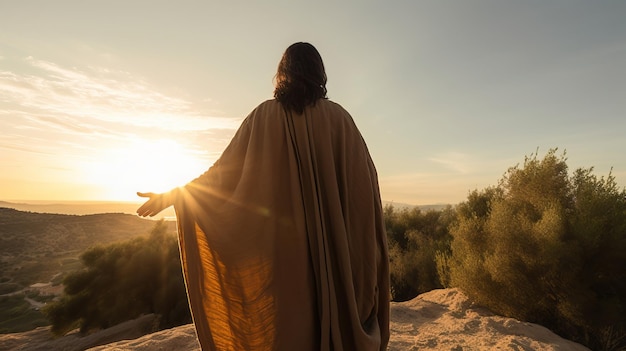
[136,191,175,217]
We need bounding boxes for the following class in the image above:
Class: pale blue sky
[1,1,624,204]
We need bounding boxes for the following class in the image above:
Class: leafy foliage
[385,205,455,301]
[443,149,626,350]
[43,221,191,335]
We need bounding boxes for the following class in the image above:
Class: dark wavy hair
[274,42,328,114]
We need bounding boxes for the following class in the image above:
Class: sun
[84,138,210,201]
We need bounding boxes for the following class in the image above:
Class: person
[137,42,389,351]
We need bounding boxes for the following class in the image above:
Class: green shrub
[443,149,626,350]
[385,205,455,301]
[43,221,191,335]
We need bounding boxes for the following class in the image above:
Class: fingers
[137,209,157,217]
[136,192,155,217]
[137,198,156,217]
[135,190,176,218]
[137,207,160,217]
[136,192,167,217]
[136,203,152,217]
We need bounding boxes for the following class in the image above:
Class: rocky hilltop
[1,288,590,351]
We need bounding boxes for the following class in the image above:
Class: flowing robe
[174,99,389,351]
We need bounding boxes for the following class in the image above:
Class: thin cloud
[7,111,96,135]
[0,57,242,163]
[0,142,55,155]
[427,152,472,174]
[0,57,240,132]
[0,109,128,146]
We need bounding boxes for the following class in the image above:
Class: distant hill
[0,200,176,219]
[382,200,451,211]
[0,208,176,292]
[0,208,178,333]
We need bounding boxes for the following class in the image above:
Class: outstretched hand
[136,191,173,217]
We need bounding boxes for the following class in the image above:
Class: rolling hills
[0,207,176,333]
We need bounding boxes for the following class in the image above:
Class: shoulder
[246,99,352,122]
[240,100,280,123]
[315,99,358,129]
[310,99,354,123]
[318,99,349,114]
[243,100,283,122]
[235,100,287,135]
[253,99,282,113]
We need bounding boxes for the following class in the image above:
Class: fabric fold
[174,99,389,351]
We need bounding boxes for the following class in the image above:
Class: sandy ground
[1,288,590,351]
[386,289,589,351]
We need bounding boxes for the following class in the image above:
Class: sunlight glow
[82,139,209,201]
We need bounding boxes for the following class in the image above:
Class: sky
[1,0,625,205]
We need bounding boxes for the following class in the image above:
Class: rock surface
[0,288,591,351]
[387,288,589,351]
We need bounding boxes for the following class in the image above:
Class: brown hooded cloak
[174,99,389,351]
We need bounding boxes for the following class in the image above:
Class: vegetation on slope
[0,209,175,333]
[442,149,626,350]
[43,221,191,335]
[0,209,175,292]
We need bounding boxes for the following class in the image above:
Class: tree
[44,221,191,335]
[385,204,454,301]
[443,149,626,350]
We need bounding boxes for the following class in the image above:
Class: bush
[385,204,455,301]
[443,149,626,350]
[43,221,191,335]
